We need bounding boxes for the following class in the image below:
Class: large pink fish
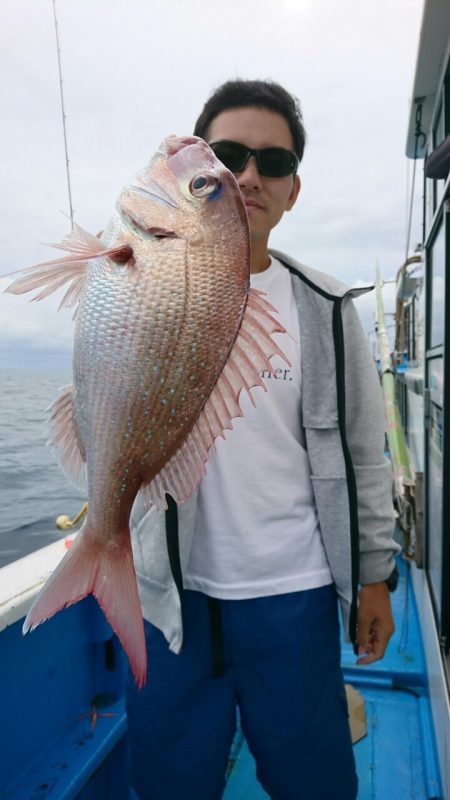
[6,135,289,686]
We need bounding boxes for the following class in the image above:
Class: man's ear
[286,174,301,211]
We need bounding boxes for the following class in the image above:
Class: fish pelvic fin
[3,222,131,310]
[141,287,291,510]
[23,523,147,688]
[46,385,87,491]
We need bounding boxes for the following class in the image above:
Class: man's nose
[237,155,262,189]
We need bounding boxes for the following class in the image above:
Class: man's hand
[356,582,395,665]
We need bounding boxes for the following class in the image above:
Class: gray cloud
[0,0,424,362]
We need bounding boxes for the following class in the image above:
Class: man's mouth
[243,198,264,210]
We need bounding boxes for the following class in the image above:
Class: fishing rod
[52,0,74,229]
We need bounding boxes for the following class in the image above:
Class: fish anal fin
[47,385,87,491]
[23,525,147,688]
[141,287,290,509]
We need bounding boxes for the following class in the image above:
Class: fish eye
[189,173,222,199]
[192,176,207,190]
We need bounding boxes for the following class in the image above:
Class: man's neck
[249,239,271,274]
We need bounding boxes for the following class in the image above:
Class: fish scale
[5,135,291,686]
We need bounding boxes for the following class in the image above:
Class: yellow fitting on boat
[56,503,88,530]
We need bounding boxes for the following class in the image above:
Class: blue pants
[126,586,357,800]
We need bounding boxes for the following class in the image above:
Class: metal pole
[375,267,414,501]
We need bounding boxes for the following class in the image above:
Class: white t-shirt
[184,257,333,598]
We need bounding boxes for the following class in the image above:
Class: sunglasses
[209,140,298,178]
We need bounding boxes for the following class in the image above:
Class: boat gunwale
[0,538,70,632]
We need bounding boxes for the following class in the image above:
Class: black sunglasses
[209,140,298,178]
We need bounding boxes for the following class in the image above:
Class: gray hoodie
[130,252,400,653]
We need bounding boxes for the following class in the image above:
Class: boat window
[433,102,446,209]
[428,220,446,349]
[407,300,416,362]
[425,152,435,237]
[425,81,448,232]
[433,102,445,149]
[427,356,444,617]
[442,60,450,142]
[402,380,408,436]
[404,305,410,361]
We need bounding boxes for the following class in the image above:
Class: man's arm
[356,581,395,664]
[342,296,400,663]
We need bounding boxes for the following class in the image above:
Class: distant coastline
[0,343,72,373]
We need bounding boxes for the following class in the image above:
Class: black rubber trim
[104,637,116,672]
[281,261,340,300]
[279,257,361,646]
[278,258,373,302]
[332,299,360,647]
[165,495,184,609]
[165,496,226,674]
[207,597,226,678]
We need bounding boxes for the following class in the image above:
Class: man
[126,79,399,800]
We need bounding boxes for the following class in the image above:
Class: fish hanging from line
[5,135,290,686]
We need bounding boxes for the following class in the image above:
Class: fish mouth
[162,135,221,179]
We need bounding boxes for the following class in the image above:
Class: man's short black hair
[193,79,306,163]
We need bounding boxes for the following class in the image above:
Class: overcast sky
[0,0,425,370]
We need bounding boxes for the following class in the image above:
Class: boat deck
[0,558,443,799]
[224,558,443,799]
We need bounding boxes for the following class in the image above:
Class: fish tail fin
[23,524,147,687]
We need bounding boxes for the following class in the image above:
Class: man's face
[206,106,301,245]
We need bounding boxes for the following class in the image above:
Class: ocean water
[0,368,86,568]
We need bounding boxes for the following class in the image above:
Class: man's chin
[248,224,270,244]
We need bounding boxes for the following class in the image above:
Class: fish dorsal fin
[47,385,87,490]
[4,223,131,310]
[141,287,291,510]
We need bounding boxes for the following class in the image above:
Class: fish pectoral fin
[23,524,147,688]
[141,287,291,510]
[46,385,87,491]
[3,222,131,310]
